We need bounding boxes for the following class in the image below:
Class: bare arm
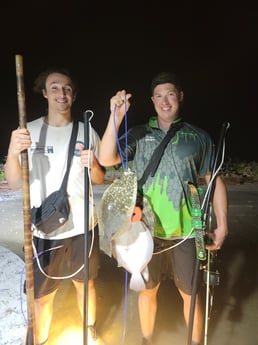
[4,128,32,190]
[205,173,228,251]
[98,90,132,167]
[89,153,106,185]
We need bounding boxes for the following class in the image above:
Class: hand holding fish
[98,90,132,167]
[110,90,132,124]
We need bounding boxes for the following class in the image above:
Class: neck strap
[60,121,78,190]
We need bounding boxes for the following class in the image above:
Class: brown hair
[151,72,183,95]
[33,67,78,96]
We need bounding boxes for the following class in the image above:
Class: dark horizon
[1,5,257,163]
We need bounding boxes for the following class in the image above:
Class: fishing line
[113,106,125,170]
[120,270,129,345]
[153,229,196,255]
[201,137,227,210]
[112,97,130,345]
[20,244,84,324]
[20,245,67,323]
[113,97,129,170]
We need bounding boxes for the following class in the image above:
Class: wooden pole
[15,54,36,345]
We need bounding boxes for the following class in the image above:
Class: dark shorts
[30,226,100,299]
[144,237,201,295]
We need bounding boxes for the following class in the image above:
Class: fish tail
[129,272,146,291]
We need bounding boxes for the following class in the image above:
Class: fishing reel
[201,251,220,286]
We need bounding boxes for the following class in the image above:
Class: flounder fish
[97,169,155,290]
[113,220,153,291]
[98,170,138,255]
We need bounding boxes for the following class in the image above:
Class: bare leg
[72,279,96,327]
[34,290,57,344]
[178,288,204,344]
[138,284,160,339]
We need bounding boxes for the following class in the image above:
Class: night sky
[1,4,257,162]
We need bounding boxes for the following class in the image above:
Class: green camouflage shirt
[119,117,214,239]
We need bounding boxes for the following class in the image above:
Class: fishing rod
[187,121,230,345]
[15,54,36,345]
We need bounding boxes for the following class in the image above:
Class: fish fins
[129,271,146,291]
[141,266,149,282]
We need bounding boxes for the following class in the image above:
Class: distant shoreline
[1,173,258,196]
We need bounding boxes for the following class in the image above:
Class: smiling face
[42,72,76,114]
[151,82,183,128]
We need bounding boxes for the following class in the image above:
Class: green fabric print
[144,174,193,238]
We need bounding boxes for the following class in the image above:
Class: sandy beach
[1,180,258,345]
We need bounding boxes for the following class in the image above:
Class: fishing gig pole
[83,110,92,345]
[187,121,230,345]
[15,54,36,345]
[202,121,230,345]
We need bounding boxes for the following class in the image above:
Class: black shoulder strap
[138,120,183,191]
[60,121,79,190]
